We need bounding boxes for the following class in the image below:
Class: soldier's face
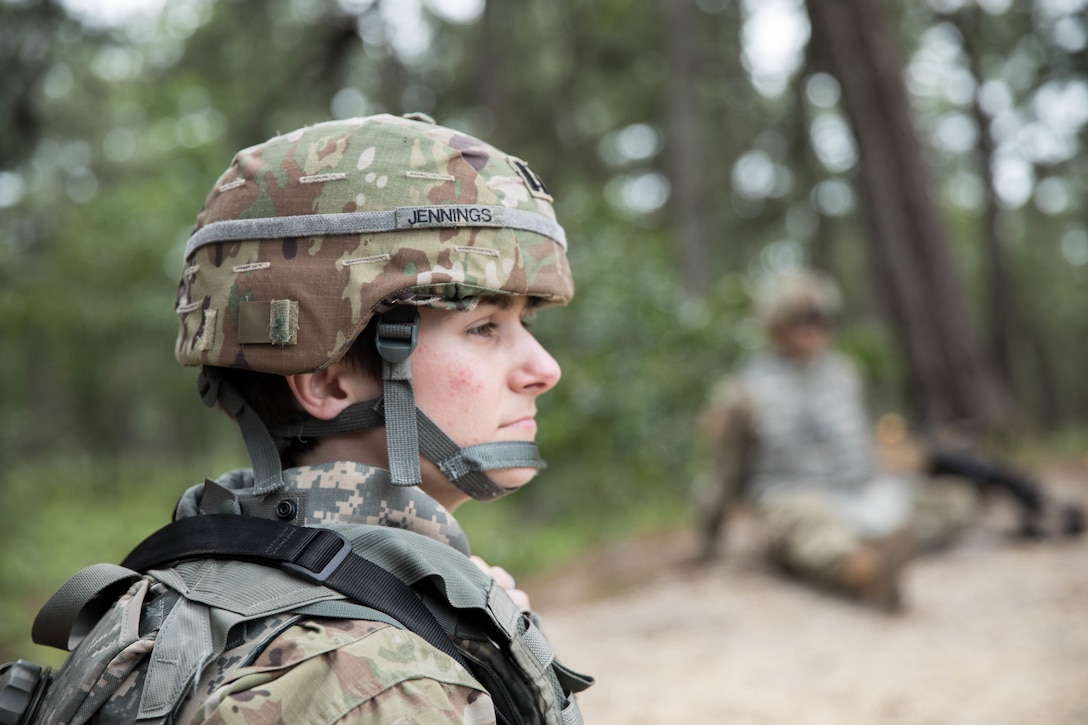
[772,313,834,358]
[411,297,561,493]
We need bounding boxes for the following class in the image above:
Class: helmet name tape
[397,204,498,228]
[184,205,567,260]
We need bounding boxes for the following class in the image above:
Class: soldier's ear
[286,363,375,421]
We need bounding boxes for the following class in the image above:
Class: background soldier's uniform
[694,349,974,586]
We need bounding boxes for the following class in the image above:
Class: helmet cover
[175,114,573,374]
[754,268,841,327]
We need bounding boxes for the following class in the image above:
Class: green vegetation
[1,458,183,665]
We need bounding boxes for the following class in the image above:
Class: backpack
[4,515,592,725]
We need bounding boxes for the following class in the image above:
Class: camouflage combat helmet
[175,113,573,501]
[754,268,841,329]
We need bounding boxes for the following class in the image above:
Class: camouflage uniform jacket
[704,350,913,536]
[36,462,585,724]
[738,351,876,501]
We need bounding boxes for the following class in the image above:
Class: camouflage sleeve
[189,618,496,725]
[692,376,756,558]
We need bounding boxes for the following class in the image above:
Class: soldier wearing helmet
[693,268,1080,612]
[708,269,924,611]
[31,114,591,724]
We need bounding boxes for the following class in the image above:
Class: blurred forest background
[1,0,1086,662]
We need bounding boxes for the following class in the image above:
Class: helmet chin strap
[198,366,287,497]
[416,409,545,501]
[273,402,544,501]
[374,305,423,487]
[265,305,546,502]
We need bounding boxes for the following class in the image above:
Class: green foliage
[0,457,194,665]
[837,320,905,415]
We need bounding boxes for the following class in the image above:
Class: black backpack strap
[121,515,467,664]
[119,514,512,723]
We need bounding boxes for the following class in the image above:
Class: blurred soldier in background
[692,269,1081,612]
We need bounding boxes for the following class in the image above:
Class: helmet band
[184,205,568,260]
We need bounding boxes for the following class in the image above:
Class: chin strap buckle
[375,306,420,363]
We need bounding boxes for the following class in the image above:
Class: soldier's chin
[488,467,539,491]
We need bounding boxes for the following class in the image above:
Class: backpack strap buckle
[281,528,353,584]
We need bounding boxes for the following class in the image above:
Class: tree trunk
[476,0,508,132]
[950,7,1019,393]
[662,0,713,299]
[804,0,1006,429]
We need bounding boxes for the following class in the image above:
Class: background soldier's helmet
[174,114,573,501]
[754,268,841,329]
[176,113,573,374]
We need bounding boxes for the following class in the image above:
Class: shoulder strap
[121,515,470,670]
[32,563,142,651]
[120,515,512,724]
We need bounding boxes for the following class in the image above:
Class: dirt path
[527,498,1088,724]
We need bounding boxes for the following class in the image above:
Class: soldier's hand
[471,555,531,611]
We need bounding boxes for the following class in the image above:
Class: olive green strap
[376,307,423,486]
[198,367,286,495]
[32,563,142,651]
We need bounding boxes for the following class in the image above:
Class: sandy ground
[526,489,1088,724]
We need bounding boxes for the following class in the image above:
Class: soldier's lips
[500,417,537,433]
